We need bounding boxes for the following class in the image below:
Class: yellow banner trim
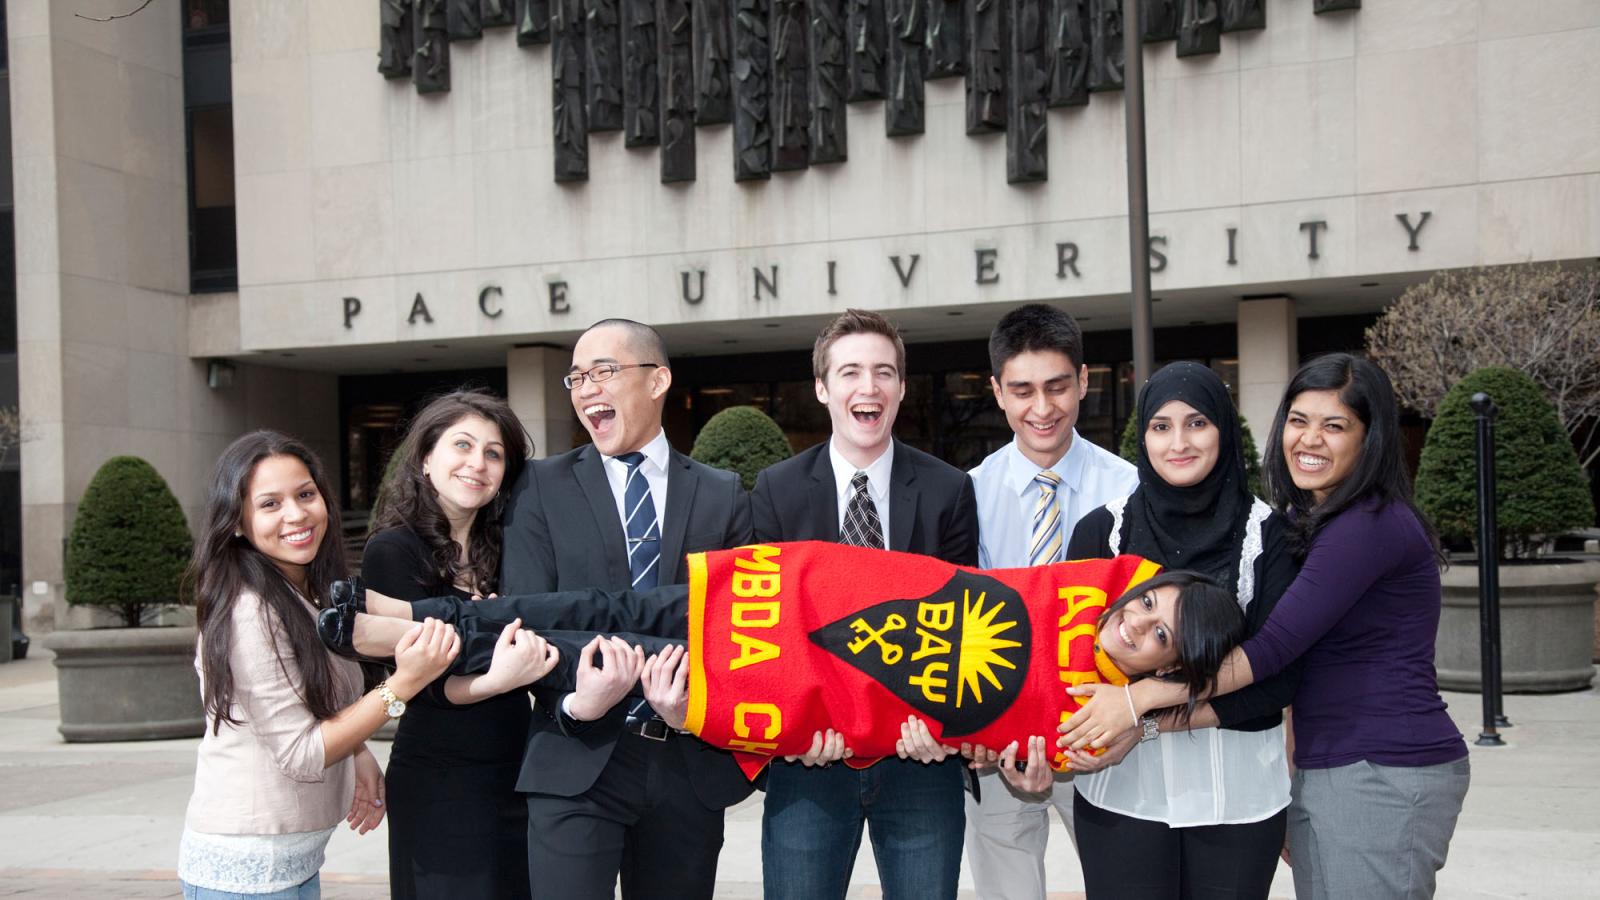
[685,551,709,735]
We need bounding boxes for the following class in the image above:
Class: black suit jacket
[500,442,755,808]
[751,438,979,566]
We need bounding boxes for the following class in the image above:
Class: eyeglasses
[562,363,660,390]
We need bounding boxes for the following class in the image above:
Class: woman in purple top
[1061,353,1470,900]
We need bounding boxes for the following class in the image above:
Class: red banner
[684,541,1161,779]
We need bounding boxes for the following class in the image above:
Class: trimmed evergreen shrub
[691,406,793,490]
[1119,413,1264,498]
[66,456,193,627]
[1416,367,1594,558]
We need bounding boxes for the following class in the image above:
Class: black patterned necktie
[840,471,885,549]
[617,451,661,730]
[616,452,660,590]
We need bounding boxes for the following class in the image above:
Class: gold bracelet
[1124,686,1139,731]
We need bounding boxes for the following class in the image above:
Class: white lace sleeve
[1105,496,1130,555]
[1235,499,1272,611]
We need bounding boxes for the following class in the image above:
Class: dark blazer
[751,438,979,566]
[500,441,755,809]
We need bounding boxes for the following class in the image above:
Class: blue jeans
[761,758,964,900]
[181,874,319,899]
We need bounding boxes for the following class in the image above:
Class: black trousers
[525,730,725,900]
[413,587,689,688]
[1073,790,1287,900]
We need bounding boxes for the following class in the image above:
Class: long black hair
[1098,570,1246,724]
[188,431,349,733]
[1262,353,1439,560]
[368,389,530,596]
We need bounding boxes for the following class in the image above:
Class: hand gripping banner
[683,541,1162,779]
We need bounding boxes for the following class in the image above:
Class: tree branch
[75,0,157,22]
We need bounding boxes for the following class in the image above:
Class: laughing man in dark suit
[750,309,979,900]
[500,318,753,899]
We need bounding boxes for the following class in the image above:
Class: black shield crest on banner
[808,570,1030,736]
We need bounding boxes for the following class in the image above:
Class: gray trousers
[1288,757,1470,900]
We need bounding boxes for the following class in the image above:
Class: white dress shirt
[601,428,671,539]
[968,433,1138,569]
[1073,497,1291,827]
[827,438,893,548]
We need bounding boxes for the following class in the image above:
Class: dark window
[0,212,13,355]
[185,0,229,35]
[184,1,234,291]
[187,106,236,290]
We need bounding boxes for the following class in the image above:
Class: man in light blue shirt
[964,304,1139,900]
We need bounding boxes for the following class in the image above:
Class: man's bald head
[585,318,670,369]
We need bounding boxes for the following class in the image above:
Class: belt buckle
[637,717,671,742]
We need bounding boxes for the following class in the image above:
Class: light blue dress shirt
[968,432,1139,569]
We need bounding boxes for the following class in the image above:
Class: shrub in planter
[65,456,193,627]
[1418,368,1599,692]
[1119,412,1263,497]
[691,406,793,490]
[1416,367,1593,559]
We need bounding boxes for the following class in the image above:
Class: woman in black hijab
[1063,361,1304,899]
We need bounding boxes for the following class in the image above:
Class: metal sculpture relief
[1048,0,1089,107]
[733,0,772,180]
[1175,0,1219,56]
[624,0,661,146]
[1087,0,1122,92]
[553,0,590,180]
[1141,0,1176,42]
[847,0,887,101]
[924,0,964,79]
[517,0,551,42]
[482,0,516,26]
[1008,0,1047,181]
[380,0,414,77]
[381,0,1349,183]
[966,0,1006,133]
[694,0,734,123]
[659,0,697,180]
[810,0,849,163]
[414,0,452,93]
[449,0,484,38]
[1220,0,1262,32]
[586,0,625,130]
[885,0,925,136]
[771,0,811,170]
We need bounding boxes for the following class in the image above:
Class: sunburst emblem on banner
[809,570,1031,736]
[956,588,1025,709]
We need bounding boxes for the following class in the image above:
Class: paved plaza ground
[0,647,1594,899]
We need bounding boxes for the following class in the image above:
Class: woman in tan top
[178,431,461,899]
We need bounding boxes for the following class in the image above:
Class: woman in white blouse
[1060,363,1304,898]
[178,431,460,899]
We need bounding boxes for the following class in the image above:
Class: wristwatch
[376,681,407,719]
[1139,714,1159,743]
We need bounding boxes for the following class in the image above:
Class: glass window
[188,106,236,291]
[185,0,229,33]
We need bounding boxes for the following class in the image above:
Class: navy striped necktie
[616,452,660,590]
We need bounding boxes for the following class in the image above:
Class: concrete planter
[42,626,204,742]
[1437,559,1600,693]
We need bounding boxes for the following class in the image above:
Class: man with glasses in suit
[500,318,754,899]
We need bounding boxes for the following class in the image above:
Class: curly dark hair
[369,389,531,596]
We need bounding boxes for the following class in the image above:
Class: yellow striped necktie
[1029,469,1063,567]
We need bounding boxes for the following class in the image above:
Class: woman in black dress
[363,389,533,900]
